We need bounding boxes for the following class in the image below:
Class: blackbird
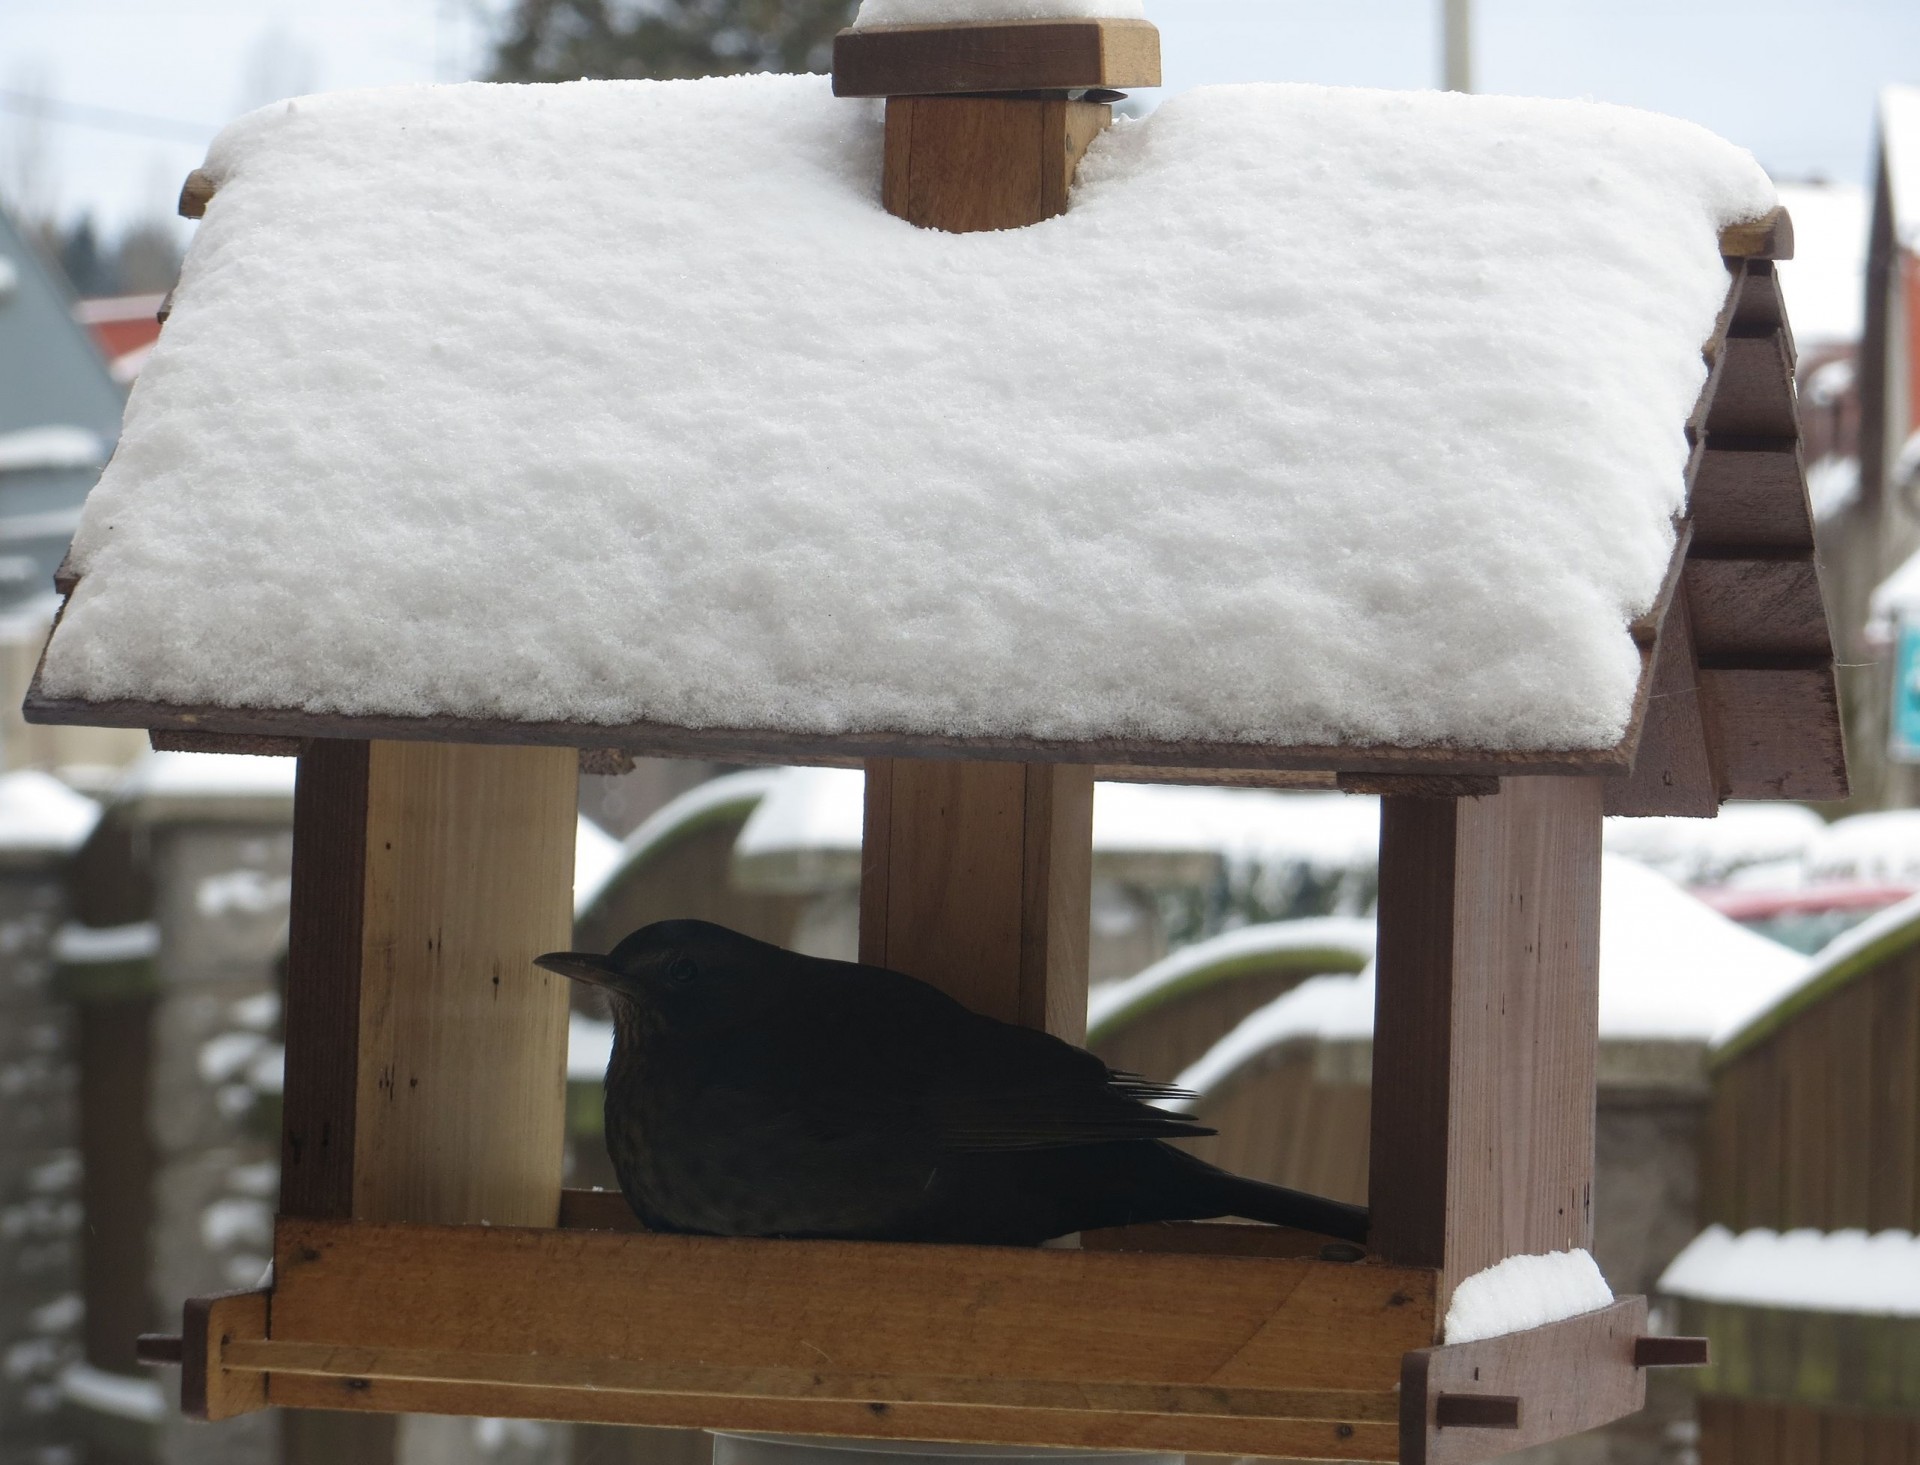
[536,919,1369,1247]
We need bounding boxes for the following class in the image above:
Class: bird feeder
[29,12,1845,1463]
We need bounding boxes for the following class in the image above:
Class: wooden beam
[1705,330,1798,439]
[832,18,1161,97]
[180,1289,269,1422]
[150,728,301,756]
[1368,778,1603,1308]
[1685,555,1832,660]
[1606,581,1722,817]
[860,759,1092,1038]
[1688,443,1814,554]
[1719,208,1794,261]
[1401,1298,1649,1465]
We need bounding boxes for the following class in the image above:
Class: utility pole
[1443,0,1471,92]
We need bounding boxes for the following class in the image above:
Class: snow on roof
[853,0,1141,21]
[53,920,160,965]
[577,768,791,916]
[1884,86,1920,252]
[1176,854,1806,1095]
[42,77,1773,755]
[1660,1225,1920,1316]
[111,750,296,804]
[1444,1249,1614,1344]
[1771,182,1868,347]
[0,771,100,854]
[1086,917,1375,1042]
[0,425,105,473]
[1601,801,1824,886]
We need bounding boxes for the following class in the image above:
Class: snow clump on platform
[1444,1249,1615,1343]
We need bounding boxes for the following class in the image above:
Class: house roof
[28,76,1835,781]
[1884,85,1920,253]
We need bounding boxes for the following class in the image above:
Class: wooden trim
[1685,555,1831,660]
[1369,779,1603,1307]
[1605,581,1723,817]
[833,18,1161,97]
[253,1214,1435,1452]
[181,1289,269,1422]
[1401,1298,1650,1465]
[1699,667,1849,801]
[1720,208,1794,261]
[280,740,370,1219]
[150,729,302,756]
[22,685,1637,778]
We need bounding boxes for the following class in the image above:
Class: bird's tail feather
[1201,1168,1369,1243]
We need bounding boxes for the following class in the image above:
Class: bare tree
[489,0,857,83]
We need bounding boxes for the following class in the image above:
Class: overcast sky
[4,0,1916,235]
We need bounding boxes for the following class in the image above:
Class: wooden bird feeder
[38,15,1844,1464]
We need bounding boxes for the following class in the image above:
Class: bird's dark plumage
[536,919,1368,1247]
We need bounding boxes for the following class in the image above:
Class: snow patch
[0,426,104,474]
[1660,1225,1920,1316]
[43,77,1772,754]
[113,751,296,803]
[53,921,159,965]
[0,772,100,854]
[60,1362,166,1422]
[1602,802,1824,886]
[569,1010,614,1081]
[1444,1249,1614,1343]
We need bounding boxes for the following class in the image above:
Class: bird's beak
[533,951,620,988]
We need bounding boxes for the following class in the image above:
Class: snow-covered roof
[1660,1225,1920,1316]
[36,76,1777,764]
[112,750,296,806]
[1802,809,1920,884]
[1085,917,1375,1042]
[0,426,105,474]
[1771,182,1868,347]
[575,768,790,918]
[1601,801,1825,886]
[1884,86,1920,253]
[1176,854,1806,1097]
[0,771,100,856]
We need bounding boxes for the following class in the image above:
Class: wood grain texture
[859,758,1092,1038]
[181,1289,269,1422]
[1605,583,1721,817]
[1705,331,1798,439]
[1401,1298,1648,1465]
[1688,444,1815,553]
[833,18,1160,97]
[1685,555,1832,660]
[150,729,302,756]
[1719,208,1795,261]
[882,96,1110,232]
[1699,667,1849,801]
[351,741,576,1226]
[281,740,371,1219]
[1369,778,1603,1308]
[264,1215,1435,1452]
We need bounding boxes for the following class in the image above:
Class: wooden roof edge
[20,684,1633,781]
[1718,206,1794,261]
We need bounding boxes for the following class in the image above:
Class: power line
[0,89,218,144]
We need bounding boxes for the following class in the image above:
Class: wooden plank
[1700,666,1849,801]
[280,740,371,1219]
[264,1216,1436,1451]
[1869,960,1920,1230]
[1094,766,1339,789]
[1685,555,1831,660]
[21,683,1640,779]
[1705,330,1798,439]
[1689,444,1815,553]
[833,18,1161,97]
[149,729,302,756]
[1826,977,1876,1226]
[1720,207,1795,260]
[1401,1298,1648,1465]
[265,1374,1399,1460]
[229,1337,1403,1423]
[1369,777,1603,1306]
[1336,775,1498,798]
[180,1289,269,1422]
[860,759,1092,1037]
[883,96,1110,233]
[1606,581,1720,816]
[351,742,576,1225]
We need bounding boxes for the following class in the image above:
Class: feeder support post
[1368,776,1604,1313]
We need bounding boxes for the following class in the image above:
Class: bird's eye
[666,956,698,985]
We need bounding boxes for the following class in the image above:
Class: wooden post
[281,740,577,1226]
[1368,776,1604,1312]
[883,96,1112,234]
[860,760,1093,1038]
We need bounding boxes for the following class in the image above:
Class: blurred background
[2,2,1918,1464]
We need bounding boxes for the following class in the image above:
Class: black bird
[536,919,1368,1247]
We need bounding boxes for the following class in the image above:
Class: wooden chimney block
[885,96,1111,233]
